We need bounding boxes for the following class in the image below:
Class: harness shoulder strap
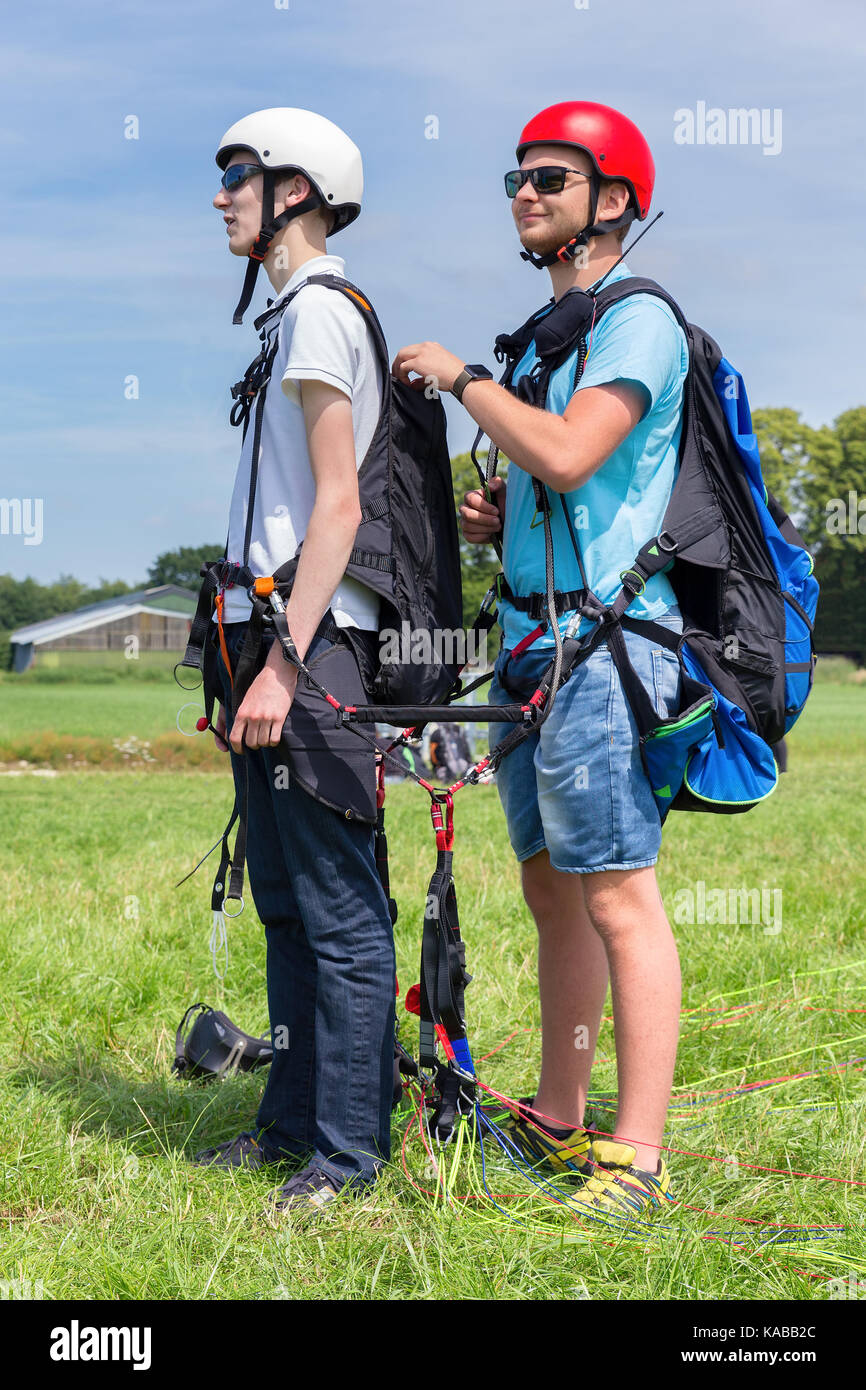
[591,276,689,335]
[299,273,391,378]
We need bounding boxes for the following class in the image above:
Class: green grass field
[1,681,864,1301]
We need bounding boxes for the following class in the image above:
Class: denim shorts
[489,615,683,873]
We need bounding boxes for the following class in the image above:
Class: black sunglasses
[220,163,265,193]
[504,166,592,198]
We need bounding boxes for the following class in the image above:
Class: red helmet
[516,101,654,220]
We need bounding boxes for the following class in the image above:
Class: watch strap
[452,364,493,403]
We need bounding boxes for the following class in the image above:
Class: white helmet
[215,107,363,323]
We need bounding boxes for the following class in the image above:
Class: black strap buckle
[529,588,583,621]
[578,592,611,625]
[526,591,553,621]
[219,560,241,589]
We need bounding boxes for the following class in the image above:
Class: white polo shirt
[220,253,383,628]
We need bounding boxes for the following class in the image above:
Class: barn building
[8,585,197,672]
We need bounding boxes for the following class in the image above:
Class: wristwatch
[451,363,493,403]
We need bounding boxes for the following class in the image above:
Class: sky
[2,0,864,589]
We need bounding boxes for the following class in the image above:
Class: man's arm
[461,377,646,492]
[280,379,362,661]
[228,378,361,753]
[391,342,646,493]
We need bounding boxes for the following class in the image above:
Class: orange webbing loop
[214,591,233,688]
[343,288,372,311]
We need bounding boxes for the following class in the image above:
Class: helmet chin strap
[519,170,636,270]
[232,167,322,324]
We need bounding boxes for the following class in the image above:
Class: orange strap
[214,591,233,688]
[343,287,372,311]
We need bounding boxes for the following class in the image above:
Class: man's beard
[522,218,583,257]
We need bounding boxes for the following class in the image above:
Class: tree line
[2,407,864,666]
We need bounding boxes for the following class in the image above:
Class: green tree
[803,408,866,657]
[753,407,866,658]
[0,574,48,630]
[751,407,819,532]
[0,573,137,629]
[147,545,226,590]
[449,451,504,629]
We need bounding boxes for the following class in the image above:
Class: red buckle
[430,792,454,852]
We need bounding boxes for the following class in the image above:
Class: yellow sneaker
[479,1096,593,1178]
[566,1139,675,1220]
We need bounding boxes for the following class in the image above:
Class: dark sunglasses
[220,162,265,193]
[504,166,592,198]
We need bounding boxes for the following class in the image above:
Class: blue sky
[2,0,864,588]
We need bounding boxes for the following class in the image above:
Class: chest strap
[496,577,587,623]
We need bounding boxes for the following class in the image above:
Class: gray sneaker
[268,1165,345,1220]
[193,1131,283,1170]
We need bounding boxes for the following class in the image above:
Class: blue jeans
[215,622,396,1189]
[490,614,683,872]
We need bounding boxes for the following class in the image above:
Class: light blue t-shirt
[499,261,689,650]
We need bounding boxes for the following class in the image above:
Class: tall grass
[0,686,864,1300]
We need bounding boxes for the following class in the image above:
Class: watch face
[465,364,493,378]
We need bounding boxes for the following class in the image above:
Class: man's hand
[460,476,506,543]
[214,704,229,753]
[230,662,298,753]
[391,342,465,395]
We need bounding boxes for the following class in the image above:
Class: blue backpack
[488,276,820,818]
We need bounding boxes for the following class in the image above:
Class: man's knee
[521,850,584,925]
[582,865,666,942]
